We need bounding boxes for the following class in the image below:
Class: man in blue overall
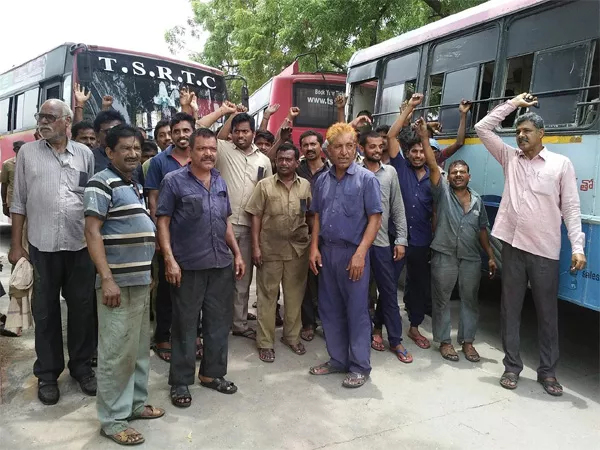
[308,122,382,389]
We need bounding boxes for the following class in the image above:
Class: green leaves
[166,0,484,93]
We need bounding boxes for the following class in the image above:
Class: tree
[165,0,485,94]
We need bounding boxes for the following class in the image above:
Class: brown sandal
[301,327,315,341]
[280,337,306,355]
[101,428,145,446]
[440,343,459,362]
[128,405,165,421]
[462,344,480,362]
[258,348,275,363]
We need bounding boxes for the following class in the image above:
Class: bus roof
[0,42,224,77]
[348,0,550,68]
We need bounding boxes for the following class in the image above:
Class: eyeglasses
[34,113,68,123]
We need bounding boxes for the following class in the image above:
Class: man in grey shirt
[359,131,412,363]
[414,118,497,364]
[9,99,97,406]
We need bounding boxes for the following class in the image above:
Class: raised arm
[266,119,292,161]
[416,117,440,187]
[198,100,237,130]
[215,102,244,139]
[335,95,347,123]
[438,100,472,163]
[474,93,537,167]
[388,93,423,159]
[73,83,91,123]
[259,104,280,131]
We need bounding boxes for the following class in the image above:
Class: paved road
[0,224,598,449]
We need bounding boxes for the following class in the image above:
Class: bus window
[43,83,61,102]
[293,83,345,129]
[350,80,377,122]
[531,42,589,127]
[439,66,478,131]
[15,93,24,130]
[475,62,494,124]
[379,80,416,126]
[427,74,444,121]
[0,98,9,133]
[582,42,599,126]
[502,54,534,127]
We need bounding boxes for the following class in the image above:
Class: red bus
[0,43,228,165]
[248,60,346,145]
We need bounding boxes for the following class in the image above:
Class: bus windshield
[78,50,226,132]
[293,82,345,129]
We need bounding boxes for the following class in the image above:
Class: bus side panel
[0,131,36,165]
[445,134,599,310]
[265,77,292,138]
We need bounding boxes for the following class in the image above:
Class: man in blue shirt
[308,122,382,389]
[144,113,195,362]
[387,93,433,350]
[156,128,245,407]
[84,125,164,445]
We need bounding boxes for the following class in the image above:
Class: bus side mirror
[77,52,93,83]
[241,85,249,109]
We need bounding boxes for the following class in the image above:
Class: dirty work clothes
[169,267,234,386]
[96,285,151,436]
[370,245,404,347]
[431,251,481,344]
[500,241,560,379]
[256,254,309,348]
[319,244,372,374]
[404,245,431,327]
[28,244,95,382]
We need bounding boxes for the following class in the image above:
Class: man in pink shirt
[475,92,586,397]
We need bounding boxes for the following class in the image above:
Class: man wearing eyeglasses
[9,99,97,406]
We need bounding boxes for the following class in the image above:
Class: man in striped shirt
[84,125,164,446]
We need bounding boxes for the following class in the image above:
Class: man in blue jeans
[359,131,411,363]
[308,122,382,389]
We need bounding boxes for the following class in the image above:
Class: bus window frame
[42,80,62,103]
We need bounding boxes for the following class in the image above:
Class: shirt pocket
[267,197,285,216]
[66,168,87,194]
[531,171,556,196]
[181,195,203,219]
[342,184,361,217]
[216,189,229,218]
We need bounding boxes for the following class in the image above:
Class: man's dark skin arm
[1,183,8,217]
[85,216,121,307]
[250,214,263,267]
[347,213,382,281]
[479,228,497,278]
[387,93,423,159]
[157,215,181,288]
[8,213,28,264]
[416,117,441,187]
[437,100,472,162]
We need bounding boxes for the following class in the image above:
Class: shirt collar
[185,164,220,179]
[275,172,300,184]
[107,163,135,185]
[517,146,548,160]
[45,139,75,155]
[328,161,358,177]
[361,161,385,173]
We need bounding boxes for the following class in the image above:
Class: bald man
[9,99,97,405]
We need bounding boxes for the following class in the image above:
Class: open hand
[265,103,280,118]
[73,83,91,106]
[165,256,182,287]
[346,251,366,281]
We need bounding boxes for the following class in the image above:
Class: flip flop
[371,333,385,352]
[151,343,171,363]
[392,346,413,363]
[408,333,431,349]
[309,362,344,375]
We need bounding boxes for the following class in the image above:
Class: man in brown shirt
[245,143,312,362]
[1,141,25,217]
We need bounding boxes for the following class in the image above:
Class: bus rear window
[293,83,345,129]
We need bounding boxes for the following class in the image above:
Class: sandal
[537,376,563,397]
[499,372,519,390]
[170,385,191,408]
[247,313,257,321]
[300,327,315,342]
[151,342,171,363]
[371,332,385,352]
[196,341,203,360]
[391,345,413,363]
[440,343,459,362]
[462,344,480,362]
[128,405,165,421]
[309,362,344,376]
[342,372,368,389]
[232,328,256,340]
[408,331,431,349]
[101,428,145,446]
[258,348,275,363]
[280,337,306,355]
[200,377,238,394]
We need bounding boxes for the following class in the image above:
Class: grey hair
[515,112,544,130]
[42,99,74,120]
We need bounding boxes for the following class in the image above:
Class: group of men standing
[2,81,587,444]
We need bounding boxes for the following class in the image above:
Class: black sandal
[151,343,171,363]
[170,385,192,408]
[499,372,519,390]
[537,376,563,397]
[232,328,256,340]
[200,377,238,394]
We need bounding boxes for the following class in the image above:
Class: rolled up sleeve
[156,178,176,217]
[364,176,383,216]
[10,152,27,216]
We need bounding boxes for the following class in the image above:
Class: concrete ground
[0,223,598,450]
